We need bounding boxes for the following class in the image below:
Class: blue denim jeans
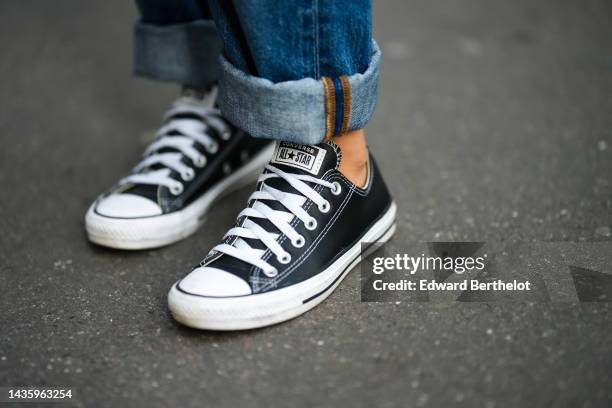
[134,0,380,144]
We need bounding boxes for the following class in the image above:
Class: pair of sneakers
[86,88,396,330]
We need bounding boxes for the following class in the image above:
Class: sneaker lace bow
[210,164,342,277]
[121,101,230,195]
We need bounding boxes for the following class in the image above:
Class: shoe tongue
[178,85,218,109]
[269,141,341,177]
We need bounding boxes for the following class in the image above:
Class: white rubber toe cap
[178,267,252,297]
[95,194,162,218]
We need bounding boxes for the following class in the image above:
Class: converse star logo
[271,142,327,175]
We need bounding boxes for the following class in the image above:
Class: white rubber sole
[85,144,275,250]
[168,202,397,331]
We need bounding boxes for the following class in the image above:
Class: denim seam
[340,75,351,135]
[313,0,320,79]
[321,76,336,141]
[332,77,343,136]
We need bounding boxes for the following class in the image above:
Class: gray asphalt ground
[0,0,611,407]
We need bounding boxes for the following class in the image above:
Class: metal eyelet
[305,218,317,231]
[221,131,231,141]
[181,168,195,181]
[264,268,278,277]
[207,141,219,154]
[318,201,330,213]
[170,183,184,196]
[291,235,305,248]
[194,156,206,168]
[331,181,342,196]
[278,252,292,264]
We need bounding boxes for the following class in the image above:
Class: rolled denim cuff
[134,20,221,89]
[218,40,381,144]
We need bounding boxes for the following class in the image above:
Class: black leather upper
[201,141,393,293]
[97,119,271,216]
[162,130,270,211]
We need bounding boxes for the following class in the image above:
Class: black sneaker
[85,87,274,249]
[168,141,396,330]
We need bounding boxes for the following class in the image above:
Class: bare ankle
[331,129,369,188]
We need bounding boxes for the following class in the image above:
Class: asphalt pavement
[0,0,610,407]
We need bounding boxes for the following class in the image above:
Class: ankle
[331,129,369,188]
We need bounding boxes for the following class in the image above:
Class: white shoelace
[210,164,343,277]
[121,100,230,196]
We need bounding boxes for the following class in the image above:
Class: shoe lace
[121,99,230,196]
[210,164,342,277]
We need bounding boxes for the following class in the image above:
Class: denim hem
[133,20,222,89]
[217,40,381,144]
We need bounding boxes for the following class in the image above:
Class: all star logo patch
[271,142,327,175]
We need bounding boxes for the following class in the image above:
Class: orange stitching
[321,76,336,141]
[339,75,351,135]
